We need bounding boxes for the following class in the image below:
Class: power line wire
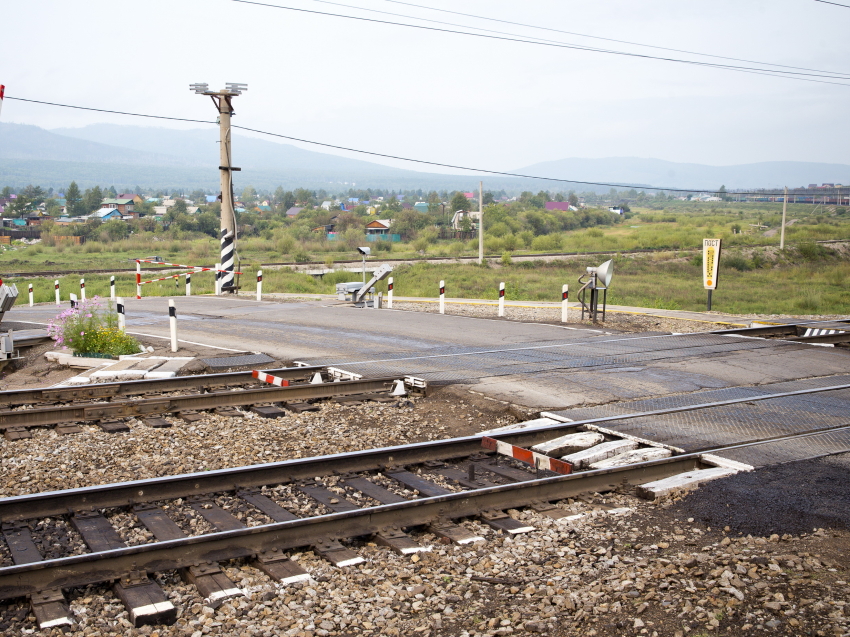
[231,0,850,85]
[1,93,804,196]
[3,96,215,125]
[814,0,850,7]
[383,0,850,78]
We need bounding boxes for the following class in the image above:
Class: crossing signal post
[190,82,248,293]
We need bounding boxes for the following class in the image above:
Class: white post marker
[168,299,178,353]
[561,284,569,323]
[498,281,505,317]
[69,293,78,309]
[54,279,60,305]
[439,280,445,314]
[136,260,142,299]
[116,297,126,332]
[28,283,33,307]
[387,276,394,309]
[214,263,222,295]
[110,276,115,300]
[256,269,263,301]
[80,278,86,301]
[186,272,192,296]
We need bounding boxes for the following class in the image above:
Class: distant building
[545,202,578,212]
[413,202,429,213]
[117,193,144,204]
[608,207,625,215]
[101,198,135,214]
[89,208,124,221]
[286,206,302,218]
[206,195,218,204]
[366,219,391,235]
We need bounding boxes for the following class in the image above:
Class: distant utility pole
[780,186,788,250]
[478,181,484,265]
[0,85,5,119]
[190,82,248,293]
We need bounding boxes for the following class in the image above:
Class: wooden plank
[589,447,672,470]
[189,500,245,532]
[531,432,604,457]
[237,489,300,522]
[2,523,43,565]
[561,439,637,470]
[636,467,737,500]
[472,461,535,483]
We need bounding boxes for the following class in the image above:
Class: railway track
[1,383,848,629]
[0,366,423,439]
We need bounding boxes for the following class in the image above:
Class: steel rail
[0,377,397,430]
[2,381,849,519]
[0,365,327,407]
[712,318,850,337]
[0,453,705,599]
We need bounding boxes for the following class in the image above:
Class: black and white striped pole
[256,269,262,301]
[387,276,394,309]
[220,228,235,293]
[498,281,505,317]
[116,297,125,332]
[168,299,178,352]
[28,283,33,307]
[110,276,115,301]
[561,284,569,323]
[186,272,192,296]
[439,280,445,314]
[54,279,60,305]
[79,278,85,302]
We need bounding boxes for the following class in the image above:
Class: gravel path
[0,391,848,636]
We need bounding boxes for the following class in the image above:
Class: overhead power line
[230,0,850,86]
[381,0,850,78]
[814,0,850,7]
[3,93,800,196]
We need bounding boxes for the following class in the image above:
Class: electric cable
[814,0,850,7]
[1,92,812,196]
[231,0,850,85]
[382,0,850,78]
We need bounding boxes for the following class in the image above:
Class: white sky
[2,0,849,174]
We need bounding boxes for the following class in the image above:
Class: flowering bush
[46,297,141,357]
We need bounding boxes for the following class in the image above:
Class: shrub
[46,298,140,356]
[690,253,703,267]
[501,252,513,266]
[293,249,310,263]
[723,254,751,271]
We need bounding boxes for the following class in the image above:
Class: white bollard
[116,297,125,332]
[28,283,33,307]
[169,299,178,352]
[214,264,222,296]
[69,293,78,309]
[378,292,383,309]
[561,284,569,323]
[256,270,263,301]
[136,260,142,300]
[387,276,394,309]
[498,281,505,317]
[54,279,60,305]
[80,278,86,301]
[110,276,115,300]
[439,280,445,314]
[186,272,192,296]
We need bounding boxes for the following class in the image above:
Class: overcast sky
[2,0,849,175]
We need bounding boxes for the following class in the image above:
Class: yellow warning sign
[703,239,721,290]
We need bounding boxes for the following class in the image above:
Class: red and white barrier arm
[481,436,573,474]
[135,259,241,274]
[252,369,290,387]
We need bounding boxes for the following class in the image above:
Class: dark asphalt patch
[674,452,850,536]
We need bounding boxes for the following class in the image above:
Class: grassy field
[3,202,848,315]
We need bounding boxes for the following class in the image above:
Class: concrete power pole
[780,186,788,250]
[190,82,247,293]
[478,181,484,265]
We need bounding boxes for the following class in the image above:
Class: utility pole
[478,181,484,265]
[190,82,247,293]
[780,186,787,250]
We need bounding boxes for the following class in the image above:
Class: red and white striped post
[79,278,86,301]
[252,369,290,387]
[439,280,445,314]
[256,270,263,301]
[54,279,60,305]
[186,272,192,296]
[116,297,125,332]
[136,260,142,299]
[387,276,394,309]
[561,284,569,323]
[498,281,505,317]
[110,276,115,300]
[168,299,178,353]
[28,283,33,307]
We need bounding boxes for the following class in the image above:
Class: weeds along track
[1,384,849,628]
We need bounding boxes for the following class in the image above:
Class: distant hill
[3,122,849,193]
[512,157,850,191]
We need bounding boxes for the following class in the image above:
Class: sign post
[703,238,721,310]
